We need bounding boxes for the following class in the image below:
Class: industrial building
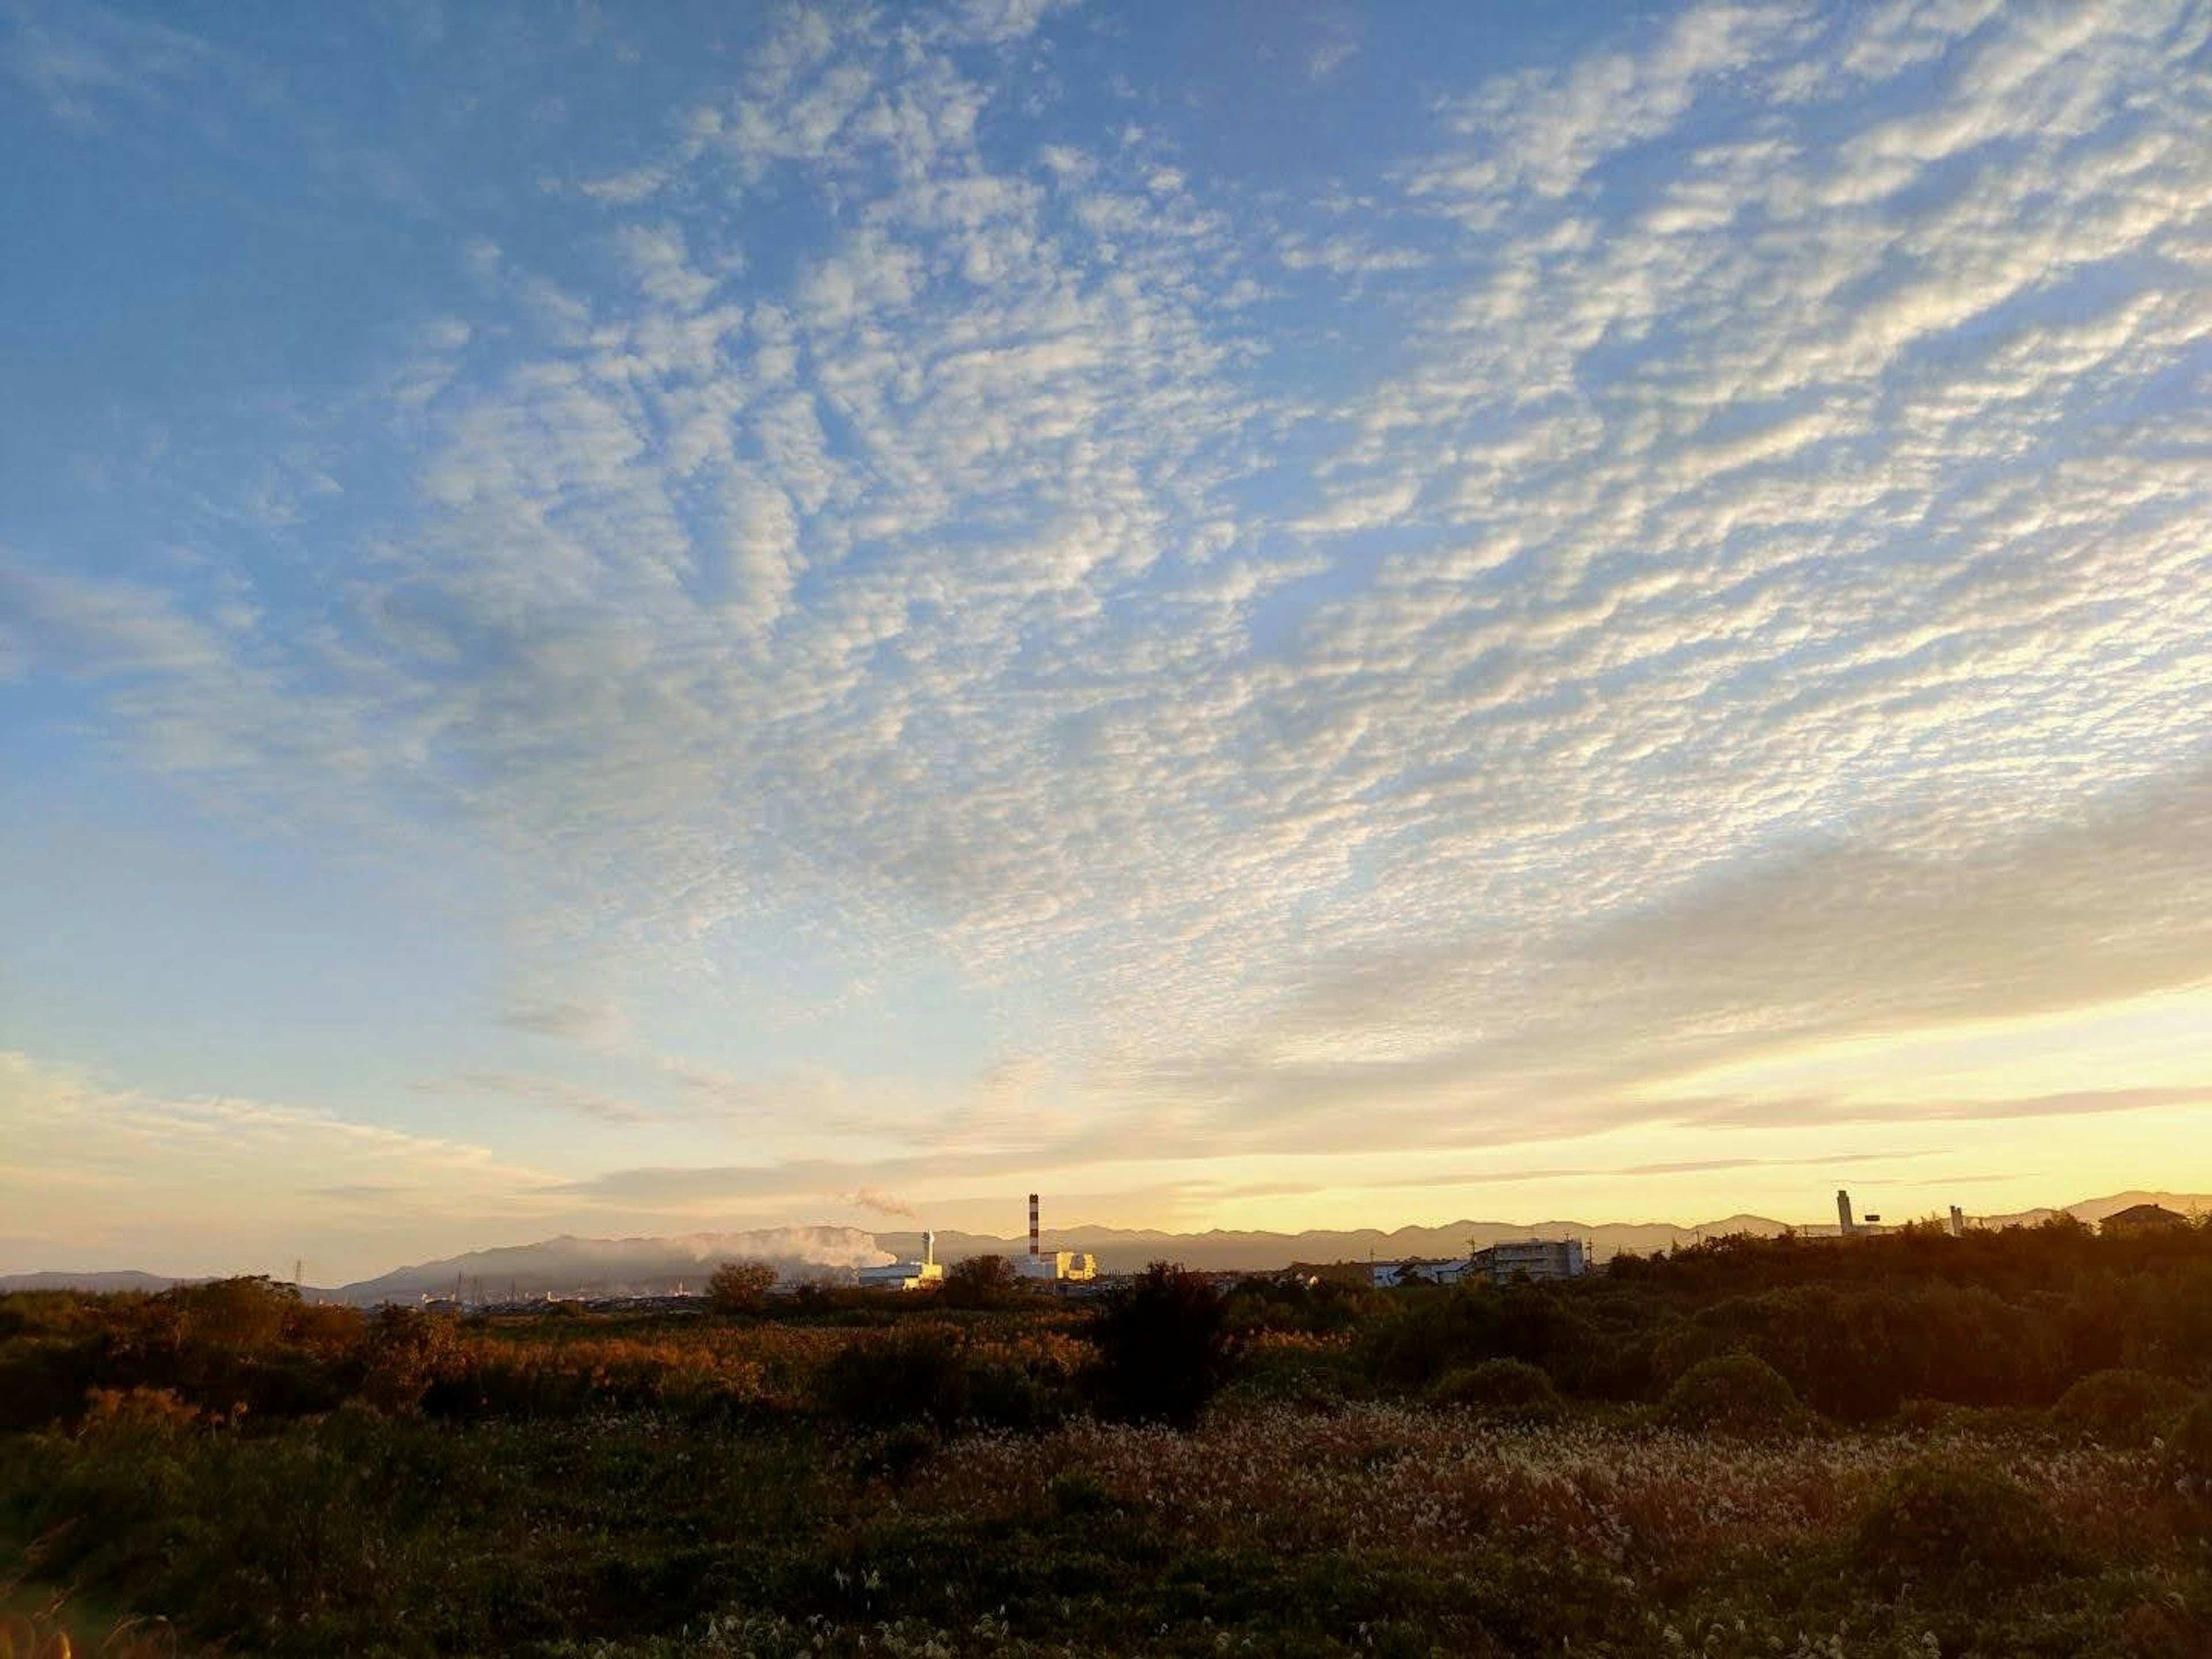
[857,1230,946,1292]
[1013,1193,1098,1282]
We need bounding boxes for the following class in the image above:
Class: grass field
[4,1225,2209,1656]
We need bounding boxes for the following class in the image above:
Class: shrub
[78,1384,204,1435]
[1849,1456,2070,1601]
[940,1254,1024,1309]
[814,1328,973,1433]
[2165,1395,2212,1496]
[161,1276,297,1351]
[1047,1464,1120,1518]
[1426,1358,1564,1425]
[707,1260,778,1315]
[1356,1283,1604,1395]
[2048,1368,2195,1446]
[1086,1262,1240,1428]
[1219,1334,1360,1410]
[0,1336,98,1432]
[1656,1351,1812,1438]
[360,1305,461,1414]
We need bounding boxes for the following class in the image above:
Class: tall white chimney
[922,1229,935,1267]
[1836,1190,1855,1236]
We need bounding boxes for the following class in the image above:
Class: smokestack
[1948,1205,1964,1238]
[1836,1189,1855,1236]
[1029,1192,1040,1257]
[923,1229,935,1268]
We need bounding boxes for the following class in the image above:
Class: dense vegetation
[4,1222,2210,1656]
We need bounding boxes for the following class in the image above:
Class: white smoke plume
[839,1187,918,1219]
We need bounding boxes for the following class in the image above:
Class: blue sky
[4,0,2210,1281]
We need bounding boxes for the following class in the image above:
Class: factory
[1014,1192,1099,1282]
[857,1230,946,1292]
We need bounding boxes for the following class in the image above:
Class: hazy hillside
[0,1270,185,1295]
[332,1225,893,1304]
[9,1193,2205,1298]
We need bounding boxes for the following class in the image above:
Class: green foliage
[1087,1262,1240,1427]
[1848,1455,2071,1603]
[361,1304,460,1414]
[940,1253,1024,1309]
[1656,1351,1812,1438]
[2165,1394,2212,1495]
[1358,1282,1606,1395]
[2048,1368,2196,1446]
[6,1225,2212,1655]
[1223,1274,1380,1337]
[1046,1463,1120,1519]
[814,1327,974,1433]
[159,1275,298,1351]
[809,1324,1073,1435]
[1652,1279,2068,1421]
[1425,1358,1564,1425]
[705,1259,778,1315]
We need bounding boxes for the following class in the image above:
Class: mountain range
[5,1192,2203,1302]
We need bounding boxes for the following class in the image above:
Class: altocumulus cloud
[0,0,2208,1249]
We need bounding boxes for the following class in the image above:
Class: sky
[3,0,2210,1284]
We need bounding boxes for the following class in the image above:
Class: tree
[1088,1261,1240,1427]
[707,1260,778,1315]
[941,1253,1023,1309]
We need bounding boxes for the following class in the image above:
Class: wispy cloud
[0,1051,567,1276]
[1,0,222,130]
[5,0,2210,1257]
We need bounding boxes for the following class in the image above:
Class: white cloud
[9,0,2212,1248]
[0,1052,566,1277]
[1,0,225,129]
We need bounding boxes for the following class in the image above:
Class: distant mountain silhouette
[6,1192,2204,1298]
[0,1270,187,1294]
[331,1225,892,1304]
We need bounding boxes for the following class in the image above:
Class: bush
[1047,1464,1121,1518]
[1356,1283,1603,1394]
[78,1384,205,1435]
[161,1276,298,1351]
[1088,1262,1240,1428]
[1656,1351,1812,1438]
[707,1260,778,1315]
[814,1328,973,1433]
[1426,1358,1564,1425]
[1849,1456,2070,1601]
[2048,1368,2195,1446]
[2164,1395,2212,1496]
[940,1255,1024,1309]
[361,1306,461,1414]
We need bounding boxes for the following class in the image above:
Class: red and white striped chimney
[1028,1192,1040,1257]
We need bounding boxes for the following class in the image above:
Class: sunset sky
[4,0,2209,1283]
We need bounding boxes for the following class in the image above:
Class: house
[2100,1203,2191,1237]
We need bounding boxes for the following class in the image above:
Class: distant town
[16,1187,2199,1312]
